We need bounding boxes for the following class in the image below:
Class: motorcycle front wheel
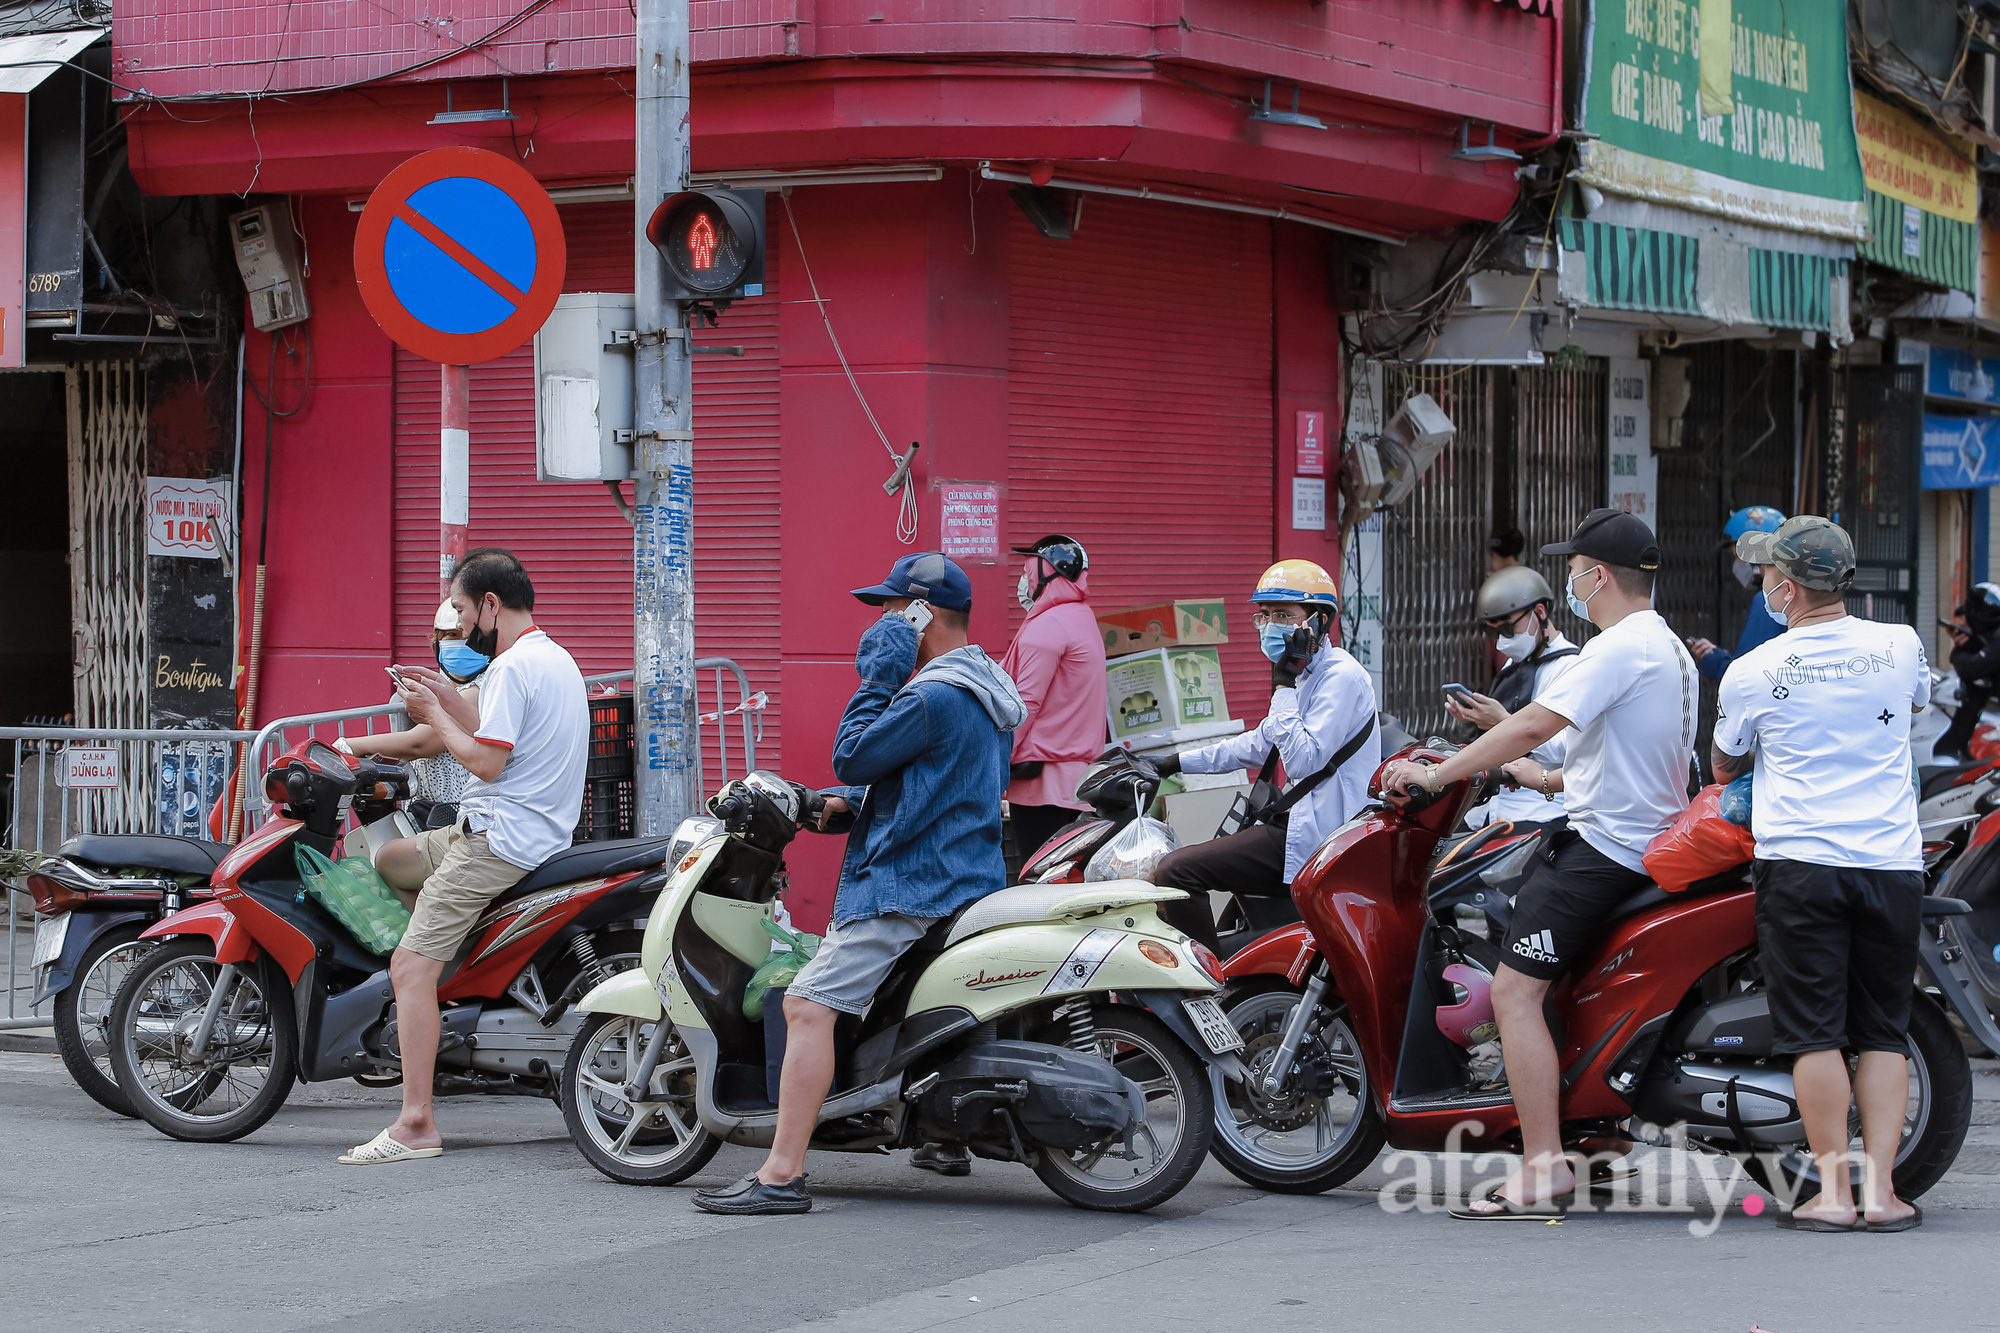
[1741,992,1972,1203]
[106,937,296,1143]
[561,1011,719,1185]
[1207,980,1385,1194]
[52,925,157,1117]
[1031,1006,1214,1213]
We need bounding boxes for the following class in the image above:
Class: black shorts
[1500,829,1650,980]
[1753,859,1924,1055]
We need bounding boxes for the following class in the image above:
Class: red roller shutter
[1006,196,1275,723]
[391,203,784,770]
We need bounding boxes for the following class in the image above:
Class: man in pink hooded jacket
[1001,535,1109,865]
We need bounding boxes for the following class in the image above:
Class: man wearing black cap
[693,552,1026,1215]
[1382,508,1696,1218]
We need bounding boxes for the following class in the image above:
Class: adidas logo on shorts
[1512,929,1557,964]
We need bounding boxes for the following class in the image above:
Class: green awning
[1857,188,1978,292]
[1748,248,1848,331]
[1559,218,1848,332]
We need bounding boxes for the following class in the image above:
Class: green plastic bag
[743,917,820,1020]
[295,844,411,956]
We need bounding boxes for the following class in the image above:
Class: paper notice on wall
[938,481,1000,563]
[1292,477,1327,532]
[146,477,233,560]
[1606,358,1657,526]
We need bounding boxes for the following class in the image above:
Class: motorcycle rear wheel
[1740,993,1972,1203]
[1207,979,1385,1194]
[107,937,296,1143]
[52,925,156,1117]
[1031,1007,1213,1213]
[562,1012,719,1185]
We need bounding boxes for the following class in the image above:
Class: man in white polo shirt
[1382,507,1696,1218]
[341,546,589,1166]
[1713,516,1927,1233]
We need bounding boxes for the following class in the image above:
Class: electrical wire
[781,191,920,545]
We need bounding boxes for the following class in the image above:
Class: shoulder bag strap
[1268,717,1378,818]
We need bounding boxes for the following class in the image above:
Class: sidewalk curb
[0,1030,57,1053]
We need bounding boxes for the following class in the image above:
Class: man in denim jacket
[694,552,1025,1215]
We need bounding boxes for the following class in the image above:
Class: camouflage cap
[1767,515,1855,592]
[1734,529,1778,565]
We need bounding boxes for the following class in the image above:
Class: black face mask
[464,602,500,659]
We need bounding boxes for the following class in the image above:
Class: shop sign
[1295,410,1327,476]
[1854,93,1976,227]
[146,477,232,559]
[1922,414,2000,490]
[1908,343,2000,408]
[1291,478,1327,532]
[61,746,118,789]
[1575,0,1865,240]
[1607,358,1658,521]
[936,480,1000,562]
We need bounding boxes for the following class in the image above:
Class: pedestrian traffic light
[647,188,766,301]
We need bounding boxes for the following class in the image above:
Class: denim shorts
[785,912,941,1016]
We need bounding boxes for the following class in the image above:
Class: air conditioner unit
[1339,439,1387,524]
[229,205,311,332]
[1376,394,1455,509]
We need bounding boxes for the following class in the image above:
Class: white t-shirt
[1534,610,1697,872]
[459,630,590,869]
[1472,634,1581,827]
[1714,617,1928,870]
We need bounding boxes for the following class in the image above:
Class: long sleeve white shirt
[1178,643,1379,882]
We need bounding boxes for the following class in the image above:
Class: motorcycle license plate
[1183,996,1245,1055]
[31,913,70,969]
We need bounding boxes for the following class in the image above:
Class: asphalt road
[5,1032,1999,1333]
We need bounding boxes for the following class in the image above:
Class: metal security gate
[1378,367,1496,740]
[1513,362,1609,645]
[1839,363,1922,627]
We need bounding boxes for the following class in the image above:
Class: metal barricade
[1,657,758,1028]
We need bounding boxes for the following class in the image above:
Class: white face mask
[1496,629,1539,663]
[1016,570,1037,612]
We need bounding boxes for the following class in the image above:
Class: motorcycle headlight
[665,816,723,870]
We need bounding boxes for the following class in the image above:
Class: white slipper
[338,1128,443,1165]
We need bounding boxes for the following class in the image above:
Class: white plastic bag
[1084,816,1181,883]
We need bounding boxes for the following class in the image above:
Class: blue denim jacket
[828,616,1024,926]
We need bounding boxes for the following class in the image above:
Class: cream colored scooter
[562,771,1246,1212]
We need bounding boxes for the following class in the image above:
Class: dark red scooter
[1202,746,1981,1203]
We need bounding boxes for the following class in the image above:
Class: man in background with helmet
[1686,505,1787,681]
[1712,517,1926,1232]
[1150,560,1378,956]
[1446,565,1580,827]
[1001,535,1110,866]
[1938,581,2000,763]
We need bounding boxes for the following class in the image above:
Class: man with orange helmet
[1150,559,1378,954]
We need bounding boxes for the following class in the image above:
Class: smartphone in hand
[897,599,934,634]
[1442,682,1478,707]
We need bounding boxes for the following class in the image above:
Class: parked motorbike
[105,739,671,1142]
[1912,672,2000,838]
[560,770,1243,1212]
[26,835,224,1115]
[1200,744,1980,1201]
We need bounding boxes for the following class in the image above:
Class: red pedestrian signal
[647,188,766,301]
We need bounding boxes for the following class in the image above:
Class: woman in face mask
[339,601,491,829]
[1445,566,1583,828]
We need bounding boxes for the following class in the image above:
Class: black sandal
[1448,1180,1573,1221]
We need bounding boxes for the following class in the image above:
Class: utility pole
[632,0,701,834]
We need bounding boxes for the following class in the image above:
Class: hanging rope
[781,192,920,544]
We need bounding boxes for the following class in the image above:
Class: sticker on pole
[353,146,566,365]
[61,746,120,789]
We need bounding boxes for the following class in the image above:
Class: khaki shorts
[398,821,531,961]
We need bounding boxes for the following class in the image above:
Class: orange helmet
[1251,559,1339,612]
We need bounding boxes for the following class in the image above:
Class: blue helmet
[1724,505,1786,540]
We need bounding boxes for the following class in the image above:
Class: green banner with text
[1577,0,1866,239]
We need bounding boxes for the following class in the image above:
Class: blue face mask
[1259,623,1294,664]
[437,639,491,680]
[1764,581,1793,628]
[1565,566,1602,620]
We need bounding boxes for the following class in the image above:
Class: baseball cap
[1540,507,1661,571]
[850,551,974,612]
[1734,530,1778,565]
[1767,515,1856,592]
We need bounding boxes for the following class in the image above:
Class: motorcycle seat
[1605,867,1750,925]
[944,881,1187,947]
[59,833,228,879]
[496,835,677,901]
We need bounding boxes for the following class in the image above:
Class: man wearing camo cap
[1713,515,1928,1233]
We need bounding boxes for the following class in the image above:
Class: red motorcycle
[1202,746,1979,1202]
[105,740,676,1142]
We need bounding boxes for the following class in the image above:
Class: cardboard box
[1105,647,1233,744]
[1097,598,1229,654]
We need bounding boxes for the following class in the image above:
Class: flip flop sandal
[1864,1204,1923,1233]
[1776,1210,1863,1233]
[1448,1180,1573,1221]
[1586,1162,1641,1191]
[338,1128,444,1165]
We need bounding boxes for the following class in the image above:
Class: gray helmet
[1476,565,1555,621]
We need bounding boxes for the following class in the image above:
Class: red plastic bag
[1643,785,1756,893]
